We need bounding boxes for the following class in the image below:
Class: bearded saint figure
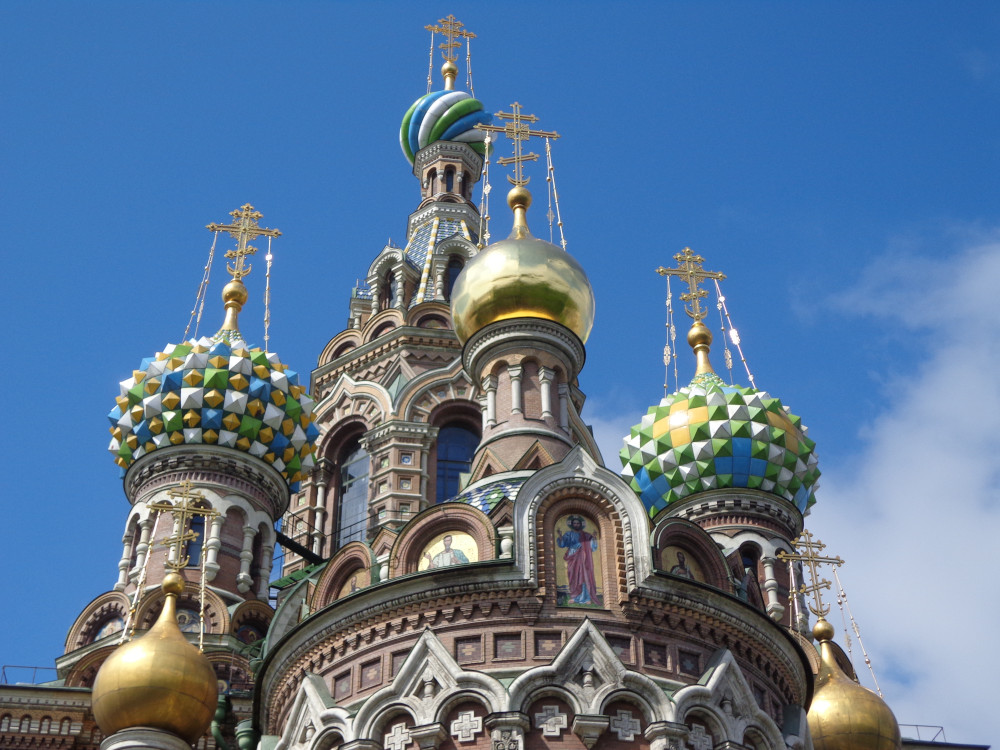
[556,515,600,605]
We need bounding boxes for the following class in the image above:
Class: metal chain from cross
[777,529,844,617]
[206,203,281,282]
[147,481,220,571]
[655,247,726,323]
[477,102,559,187]
[425,14,475,63]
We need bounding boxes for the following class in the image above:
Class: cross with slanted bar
[656,247,726,323]
[425,14,475,63]
[147,481,220,571]
[207,203,281,281]
[477,102,559,187]
[777,529,843,617]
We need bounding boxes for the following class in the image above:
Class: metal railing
[0,665,58,685]
[898,725,946,742]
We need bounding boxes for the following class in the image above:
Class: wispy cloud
[815,228,1000,744]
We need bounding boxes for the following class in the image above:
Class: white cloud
[814,231,1000,745]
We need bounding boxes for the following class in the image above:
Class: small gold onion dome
[450,187,595,344]
[92,573,218,744]
[808,618,901,750]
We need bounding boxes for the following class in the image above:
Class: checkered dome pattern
[620,372,819,518]
[107,336,318,489]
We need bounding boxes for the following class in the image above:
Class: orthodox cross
[425,14,475,62]
[656,247,726,322]
[207,203,281,281]
[777,529,843,617]
[477,103,559,186]
[147,481,220,571]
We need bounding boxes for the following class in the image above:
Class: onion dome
[808,618,902,750]
[450,186,595,344]
[400,88,491,165]
[620,320,819,518]
[107,229,318,489]
[92,572,217,744]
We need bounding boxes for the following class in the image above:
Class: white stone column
[257,540,275,601]
[313,480,328,555]
[508,365,523,415]
[483,375,498,426]
[236,525,256,593]
[130,518,153,583]
[203,514,224,582]
[539,367,555,419]
[558,384,570,431]
[166,515,183,568]
[116,524,133,591]
[435,270,445,300]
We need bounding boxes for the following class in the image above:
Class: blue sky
[2,2,997,744]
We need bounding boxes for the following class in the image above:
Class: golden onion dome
[92,573,218,744]
[808,618,901,750]
[450,186,595,344]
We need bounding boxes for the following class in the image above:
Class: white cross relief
[451,711,482,743]
[610,710,641,741]
[687,725,713,750]
[385,722,411,750]
[534,705,568,737]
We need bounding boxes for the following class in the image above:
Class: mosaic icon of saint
[556,515,600,604]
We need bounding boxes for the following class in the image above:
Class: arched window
[445,167,455,193]
[445,255,464,301]
[337,438,370,548]
[186,513,205,567]
[435,423,479,502]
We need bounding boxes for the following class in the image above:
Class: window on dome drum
[435,423,479,502]
[445,167,455,193]
[185,514,205,567]
[445,256,464,301]
[337,438,370,548]
[380,271,397,311]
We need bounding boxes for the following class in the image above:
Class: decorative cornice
[662,489,803,539]
[463,319,586,380]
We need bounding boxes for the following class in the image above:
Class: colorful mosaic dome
[620,372,819,518]
[400,90,491,164]
[107,335,318,489]
[451,476,528,512]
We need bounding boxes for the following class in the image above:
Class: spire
[476,102,560,239]
[206,204,281,339]
[425,14,476,91]
[656,248,726,375]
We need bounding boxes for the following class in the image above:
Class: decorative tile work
[391,650,408,676]
[606,635,632,663]
[333,671,351,701]
[360,658,382,689]
[610,710,641,741]
[455,636,483,664]
[620,371,819,515]
[678,650,701,676]
[451,711,482,743]
[384,723,411,750]
[534,705,568,737]
[107,336,318,490]
[400,89,491,165]
[643,641,669,669]
[452,477,526,511]
[494,633,523,660]
[534,632,561,658]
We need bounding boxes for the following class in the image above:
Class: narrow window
[445,256,464,301]
[435,423,479,502]
[337,438,370,548]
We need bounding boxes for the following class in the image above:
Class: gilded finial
[425,14,475,91]
[656,248,726,375]
[477,103,560,237]
[778,529,844,618]
[206,204,280,335]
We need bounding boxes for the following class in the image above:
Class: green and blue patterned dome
[108,333,318,490]
[620,371,819,518]
[400,88,491,165]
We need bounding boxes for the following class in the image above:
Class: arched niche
[64,590,130,651]
[389,503,495,577]
[651,517,731,590]
[135,578,230,635]
[311,541,377,610]
[230,598,274,645]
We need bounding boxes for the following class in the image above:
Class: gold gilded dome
[92,573,218,744]
[450,187,595,344]
[808,619,901,750]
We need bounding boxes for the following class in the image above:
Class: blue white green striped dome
[400,89,491,164]
[108,335,318,490]
[620,372,819,518]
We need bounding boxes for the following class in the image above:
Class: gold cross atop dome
[477,103,560,187]
[425,14,475,63]
[207,204,281,282]
[656,247,726,323]
[147,481,221,571]
[778,529,844,617]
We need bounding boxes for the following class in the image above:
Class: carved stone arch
[679,705,728,750]
[276,673,353,750]
[365,705,419,748]
[367,247,404,284]
[135,578,230,634]
[318,329,364,366]
[370,527,399,559]
[432,690,493,735]
[231,598,274,644]
[597,689,658,726]
[64,590,130,651]
[406,300,454,327]
[352,629,508,736]
[389,502,495,577]
[63,644,117,688]
[311,541,377,610]
[398,362,479,425]
[515,447,653,592]
[317,375,389,428]
[651,517,731,589]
